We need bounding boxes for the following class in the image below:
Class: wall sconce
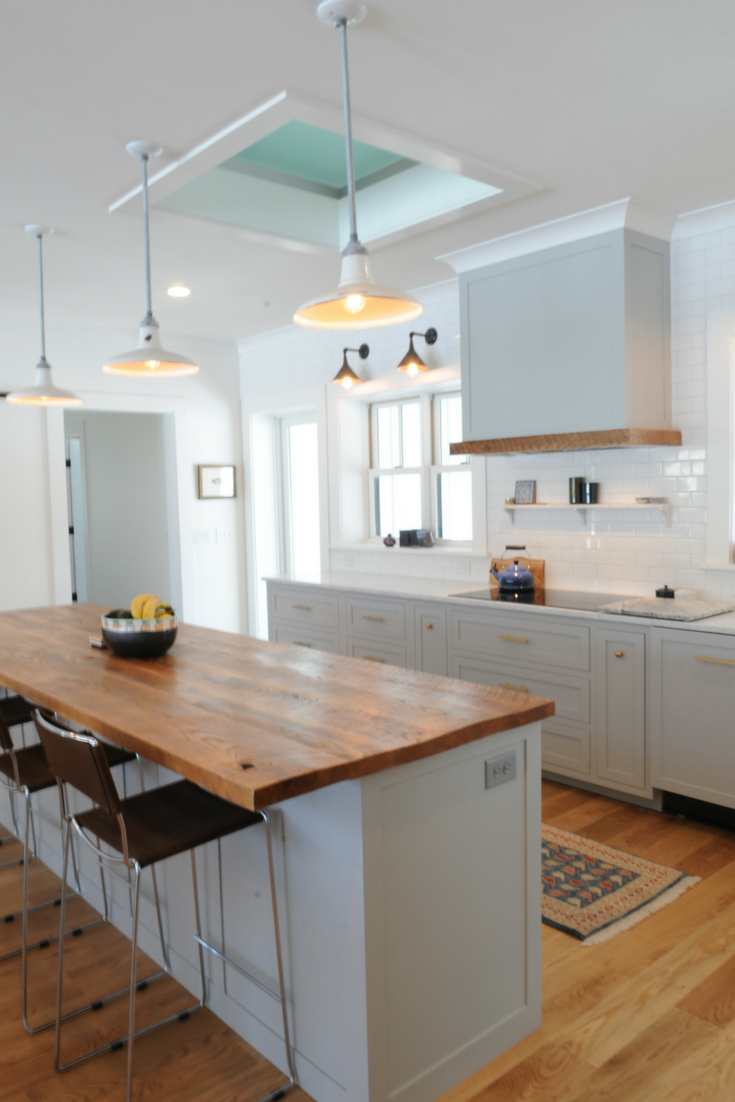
[396,328,438,376]
[333,343,369,389]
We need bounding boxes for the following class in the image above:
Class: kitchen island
[0,605,554,1102]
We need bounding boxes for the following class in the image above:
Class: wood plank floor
[2,780,735,1101]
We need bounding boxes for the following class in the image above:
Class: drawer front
[450,655,589,724]
[541,720,591,776]
[270,625,341,655]
[450,610,590,672]
[651,631,735,805]
[346,596,407,641]
[347,638,408,669]
[270,587,340,630]
[594,628,646,790]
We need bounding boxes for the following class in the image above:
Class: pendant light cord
[338,18,359,246]
[36,233,47,362]
[141,153,153,322]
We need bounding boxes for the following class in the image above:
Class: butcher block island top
[0,604,554,810]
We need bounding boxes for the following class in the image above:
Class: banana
[131,593,157,619]
[141,596,162,619]
[155,604,174,618]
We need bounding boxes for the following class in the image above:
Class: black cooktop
[449,588,636,613]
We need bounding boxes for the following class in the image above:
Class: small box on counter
[399,529,433,547]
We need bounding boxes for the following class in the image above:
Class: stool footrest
[24,965,168,1036]
[56,998,204,1072]
[194,933,283,1003]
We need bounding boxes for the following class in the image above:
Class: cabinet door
[594,628,646,790]
[650,629,735,808]
[414,604,448,677]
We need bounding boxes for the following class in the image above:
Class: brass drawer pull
[425,623,433,630]
[292,604,311,611]
[498,681,529,693]
[695,655,735,666]
[294,641,311,647]
[364,655,385,663]
[498,634,528,643]
[615,650,624,658]
[362,614,385,622]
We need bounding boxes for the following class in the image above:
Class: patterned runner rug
[541,824,700,945]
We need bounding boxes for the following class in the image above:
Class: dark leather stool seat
[0,743,55,793]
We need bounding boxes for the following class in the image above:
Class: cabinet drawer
[346,596,407,641]
[542,720,591,776]
[347,638,407,669]
[270,625,341,655]
[270,587,340,630]
[450,610,590,672]
[450,655,589,724]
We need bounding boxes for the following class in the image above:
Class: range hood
[441,210,681,455]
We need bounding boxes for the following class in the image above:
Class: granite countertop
[265,571,735,636]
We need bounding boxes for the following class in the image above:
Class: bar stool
[34,709,297,1102]
[0,699,140,1035]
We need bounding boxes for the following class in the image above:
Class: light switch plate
[193,527,212,545]
[216,527,235,543]
[485,750,517,789]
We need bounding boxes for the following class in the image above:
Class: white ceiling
[2,0,734,343]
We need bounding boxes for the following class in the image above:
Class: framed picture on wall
[198,465,236,499]
[514,479,536,504]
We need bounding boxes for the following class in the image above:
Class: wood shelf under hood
[450,428,682,455]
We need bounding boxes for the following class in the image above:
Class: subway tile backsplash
[240,216,735,600]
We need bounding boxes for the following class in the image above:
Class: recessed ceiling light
[167,285,191,298]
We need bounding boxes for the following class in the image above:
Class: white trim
[671,197,735,241]
[44,391,194,618]
[705,312,735,565]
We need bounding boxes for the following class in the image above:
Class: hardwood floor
[2,780,735,1101]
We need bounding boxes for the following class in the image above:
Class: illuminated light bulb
[345,294,366,315]
[407,362,419,376]
[342,376,353,389]
[146,359,161,369]
[167,285,191,298]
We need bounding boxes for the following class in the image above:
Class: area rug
[541,824,700,945]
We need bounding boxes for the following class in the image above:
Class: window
[369,391,471,544]
[280,414,321,576]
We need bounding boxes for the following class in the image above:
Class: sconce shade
[396,328,438,376]
[333,342,369,388]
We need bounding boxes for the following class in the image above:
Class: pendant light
[333,343,369,388]
[6,227,83,407]
[103,142,198,377]
[293,1,423,330]
[396,328,438,376]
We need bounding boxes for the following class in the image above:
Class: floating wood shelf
[504,502,672,526]
[451,428,682,455]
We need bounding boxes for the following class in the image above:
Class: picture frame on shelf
[514,479,536,504]
[198,465,236,499]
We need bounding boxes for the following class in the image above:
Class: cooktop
[449,588,637,613]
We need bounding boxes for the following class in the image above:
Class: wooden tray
[490,556,545,590]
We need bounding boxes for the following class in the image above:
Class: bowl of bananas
[101,593,178,658]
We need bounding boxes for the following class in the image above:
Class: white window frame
[279,411,321,578]
[368,390,473,547]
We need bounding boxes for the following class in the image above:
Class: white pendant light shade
[294,249,423,330]
[6,226,83,408]
[104,142,198,378]
[293,1,423,330]
[103,319,198,377]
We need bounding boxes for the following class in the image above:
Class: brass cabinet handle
[498,681,529,693]
[292,604,311,611]
[695,655,735,666]
[425,623,434,630]
[498,634,528,643]
[294,641,311,647]
[364,655,385,663]
[362,614,385,622]
[615,650,624,658]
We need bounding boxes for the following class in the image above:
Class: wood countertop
[0,605,554,810]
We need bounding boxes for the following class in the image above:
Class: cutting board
[490,557,545,590]
[599,597,735,621]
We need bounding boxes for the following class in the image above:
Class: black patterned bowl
[101,610,178,658]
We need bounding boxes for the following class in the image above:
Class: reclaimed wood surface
[0,604,554,810]
[450,428,682,455]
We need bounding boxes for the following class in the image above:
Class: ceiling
[1,0,734,345]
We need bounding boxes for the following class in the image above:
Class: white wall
[237,215,735,604]
[0,319,247,632]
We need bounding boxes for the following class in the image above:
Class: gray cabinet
[650,629,735,808]
[594,627,646,791]
[459,228,670,442]
[414,603,448,677]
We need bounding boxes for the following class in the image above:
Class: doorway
[64,410,182,613]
